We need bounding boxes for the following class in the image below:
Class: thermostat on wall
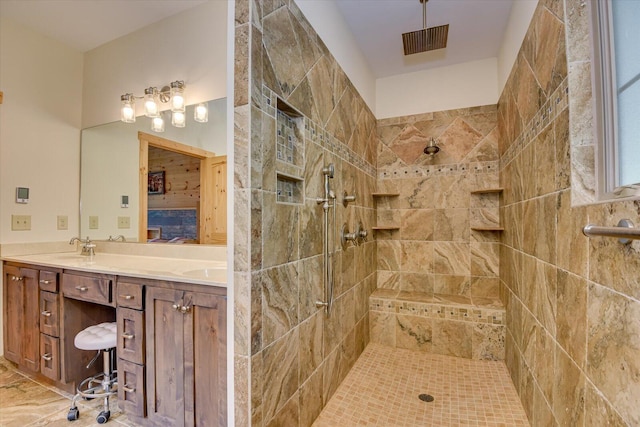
[16,187,29,204]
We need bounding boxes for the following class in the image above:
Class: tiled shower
[233,0,640,426]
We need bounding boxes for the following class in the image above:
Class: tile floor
[2,344,529,427]
[0,358,135,427]
[312,343,530,427]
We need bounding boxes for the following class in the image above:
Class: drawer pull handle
[12,276,23,281]
[120,294,134,300]
[42,353,53,361]
[75,286,88,292]
[41,310,52,317]
[122,385,136,393]
[40,279,51,285]
[122,333,135,340]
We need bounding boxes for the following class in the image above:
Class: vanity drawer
[117,307,145,364]
[116,281,143,310]
[40,334,60,381]
[39,270,59,292]
[62,273,113,305]
[40,291,59,337]
[117,358,146,418]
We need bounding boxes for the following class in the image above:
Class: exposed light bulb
[120,94,135,123]
[151,116,165,132]
[194,102,208,123]
[170,81,185,113]
[144,87,159,118]
[172,111,186,128]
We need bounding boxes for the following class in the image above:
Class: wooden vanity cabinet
[116,279,146,418]
[145,285,227,427]
[39,272,61,381]
[3,264,40,372]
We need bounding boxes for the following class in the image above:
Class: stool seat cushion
[74,322,117,351]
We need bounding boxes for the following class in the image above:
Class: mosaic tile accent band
[500,78,569,170]
[370,291,505,325]
[263,85,376,177]
[379,160,499,180]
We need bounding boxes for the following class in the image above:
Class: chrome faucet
[69,236,96,256]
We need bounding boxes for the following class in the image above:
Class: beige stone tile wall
[233,1,378,426]
[499,0,640,425]
[376,106,501,299]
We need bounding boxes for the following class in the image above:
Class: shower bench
[369,289,505,361]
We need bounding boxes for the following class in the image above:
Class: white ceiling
[334,0,515,78]
[0,0,207,52]
[0,0,514,79]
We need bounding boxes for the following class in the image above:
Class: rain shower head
[402,0,449,55]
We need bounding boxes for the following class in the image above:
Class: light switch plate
[11,215,31,231]
[89,216,99,229]
[57,215,68,230]
[117,216,130,229]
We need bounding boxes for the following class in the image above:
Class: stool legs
[68,348,117,424]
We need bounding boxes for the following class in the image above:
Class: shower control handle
[356,221,368,243]
[341,224,358,247]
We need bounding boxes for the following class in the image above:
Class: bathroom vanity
[2,252,227,426]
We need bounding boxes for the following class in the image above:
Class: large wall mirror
[80,98,227,245]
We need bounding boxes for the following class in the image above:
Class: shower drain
[418,393,434,402]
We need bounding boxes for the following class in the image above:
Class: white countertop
[2,252,227,287]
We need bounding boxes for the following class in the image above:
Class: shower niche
[275,99,304,205]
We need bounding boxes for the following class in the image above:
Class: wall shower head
[402,0,449,55]
[424,137,440,157]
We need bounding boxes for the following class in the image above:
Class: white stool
[67,322,118,424]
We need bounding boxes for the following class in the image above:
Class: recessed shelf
[470,188,503,194]
[471,226,504,231]
[372,226,400,231]
[372,192,400,197]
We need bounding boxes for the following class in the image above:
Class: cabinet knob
[122,385,136,393]
[11,276,23,281]
[120,294,134,300]
[39,279,51,285]
[41,310,52,317]
[180,305,191,314]
[172,303,181,311]
[75,286,88,292]
[122,333,135,340]
[42,353,53,361]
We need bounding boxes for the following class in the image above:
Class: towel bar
[582,219,640,244]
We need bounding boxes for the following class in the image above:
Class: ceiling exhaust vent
[402,0,449,55]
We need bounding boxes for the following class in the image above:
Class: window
[592,0,640,199]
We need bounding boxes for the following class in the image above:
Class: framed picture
[148,171,165,195]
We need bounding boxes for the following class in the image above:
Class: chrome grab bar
[582,219,640,244]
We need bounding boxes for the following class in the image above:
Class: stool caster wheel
[67,407,80,421]
[96,410,110,424]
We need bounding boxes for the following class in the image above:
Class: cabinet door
[145,287,186,427]
[185,291,226,427]
[3,265,39,372]
[4,265,23,364]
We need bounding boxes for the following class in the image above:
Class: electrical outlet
[11,215,31,231]
[89,216,99,229]
[57,215,68,230]
[117,216,130,229]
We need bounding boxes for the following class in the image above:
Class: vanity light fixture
[120,94,136,123]
[194,102,208,123]
[119,80,207,133]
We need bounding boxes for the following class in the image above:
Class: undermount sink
[180,268,226,281]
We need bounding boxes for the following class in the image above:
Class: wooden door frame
[138,132,217,243]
